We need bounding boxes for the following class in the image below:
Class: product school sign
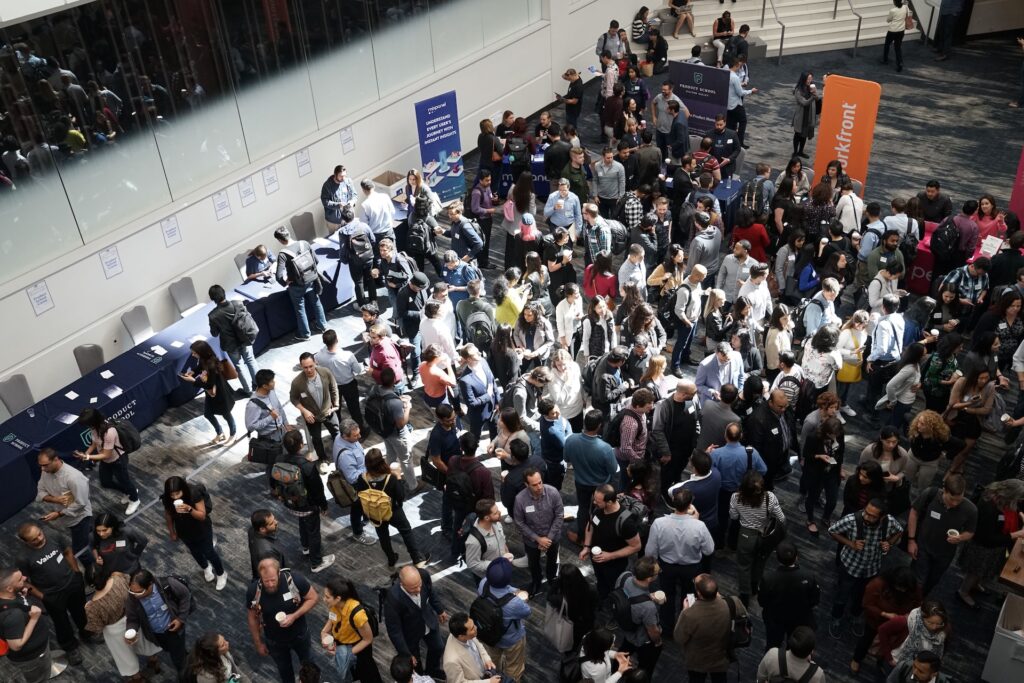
[667,61,730,135]
[414,91,464,203]
[813,75,881,196]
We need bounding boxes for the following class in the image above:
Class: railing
[833,0,864,55]
[760,0,786,65]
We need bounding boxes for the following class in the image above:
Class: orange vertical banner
[813,75,882,197]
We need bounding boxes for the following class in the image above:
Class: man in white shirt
[421,300,457,364]
[360,178,396,242]
[881,196,915,241]
[618,244,648,300]
[737,264,772,329]
[865,294,905,410]
[835,180,865,235]
[314,329,365,430]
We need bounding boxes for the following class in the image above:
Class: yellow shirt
[329,599,367,645]
[495,288,526,326]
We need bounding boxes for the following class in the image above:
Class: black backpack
[767,645,820,683]
[230,301,259,345]
[506,137,528,162]
[722,35,740,65]
[407,219,432,256]
[453,512,485,565]
[742,177,770,221]
[726,595,752,661]
[364,388,399,438]
[606,219,628,255]
[657,285,681,330]
[609,573,651,633]
[350,602,381,638]
[581,355,602,398]
[106,420,142,456]
[282,241,320,285]
[792,297,824,342]
[603,409,631,448]
[348,228,375,266]
[470,583,515,646]
[444,461,482,508]
[465,310,495,349]
[930,216,961,265]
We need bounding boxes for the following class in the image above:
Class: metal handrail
[843,0,864,56]
[760,0,786,65]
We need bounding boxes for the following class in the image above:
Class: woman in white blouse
[882,0,911,72]
[881,343,925,433]
[836,311,869,415]
[546,348,586,432]
[580,629,633,683]
[764,304,793,384]
[555,283,584,356]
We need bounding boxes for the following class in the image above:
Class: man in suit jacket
[742,389,795,490]
[457,344,498,442]
[289,352,339,472]
[694,383,741,454]
[384,566,449,679]
[443,612,499,683]
[694,342,745,403]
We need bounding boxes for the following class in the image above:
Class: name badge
[329,612,338,621]
[788,255,796,262]
[998,514,1006,522]
[687,405,695,414]
[929,510,942,520]
[282,592,293,601]
[300,392,308,398]
[592,515,601,526]
[526,505,536,513]
[746,407,753,415]
[160,604,168,611]
[999,322,1008,330]
[56,554,63,564]
[933,312,943,319]
[879,256,888,264]
[115,540,127,548]
[771,428,779,435]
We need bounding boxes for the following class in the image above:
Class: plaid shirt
[941,265,989,305]
[623,192,644,231]
[829,513,904,578]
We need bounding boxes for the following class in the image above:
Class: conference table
[663,177,744,232]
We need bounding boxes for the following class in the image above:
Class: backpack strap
[349,603,368,641]
[778,644,789,677]
[796,662,820,683]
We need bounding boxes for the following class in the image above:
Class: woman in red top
[583,250,618,300]
[851,565,922,673]
[731,206,770,263]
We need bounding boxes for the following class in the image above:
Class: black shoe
[896,64,903,72]
[671,366,684,378]
[66,648,84,665]
[797,152,809,159]
[741,143,750,149]
[934,54,948,62]
[880,59,889,65]
[234,388,251,398]
[686,357,701,366]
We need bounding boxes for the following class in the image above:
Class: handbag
[639,60,654,77]
[247,435,282,465]
[327,471,359,507]
[219,358,238,380]
[837,335,863,383]
[543,600,575,653]
[503,199,515,223]
[758,494,787,557]
[905,13,915,31]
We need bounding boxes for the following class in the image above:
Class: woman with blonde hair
[904,410,962,490]
[836,311,869,415]
[764,304,792,384]
[703,288,728,351]
[546,348,586,432]
[639,355,676,402]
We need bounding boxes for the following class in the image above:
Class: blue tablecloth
[714,181,743,232]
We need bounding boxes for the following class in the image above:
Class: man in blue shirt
[726,59,757,148]
[543,178,583,235]
[695,342,745,403]
[564,409,619,543]
[332,420,378,547]
[710,422,766,544]
[538,398,570,491]
[477,558,531,681]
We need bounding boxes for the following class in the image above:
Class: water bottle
[726,176,732,190]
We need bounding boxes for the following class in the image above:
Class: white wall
[967,0,1024,35]
[0,0,628,400]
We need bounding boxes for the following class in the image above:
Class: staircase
[663,0,920,62]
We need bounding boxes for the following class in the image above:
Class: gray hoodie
[687,226,722,277]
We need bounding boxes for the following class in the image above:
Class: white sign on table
[238,177,257,207]
[262,165,279,194]
[161,216,182,247]
[213,190,232,221]
[26,280,54,316]
[340,127,355,154]
[296,148,312,177]
[979,235,1004,258]
[99,246,123,279]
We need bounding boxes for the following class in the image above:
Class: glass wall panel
[306,1,379,127]
[481,0,530,46]
[529,0,543,23]
[366,1,435,97]
[428,0,484,71]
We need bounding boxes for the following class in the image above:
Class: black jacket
[743,402,794,482]
[208,300,250,353]
[247,527,288,578]
[651,395,700,462]
[758,564,819,627]
[383,569,445,657]
[126,577,191,643]
[592,355,632,410]
[396,285,428,338]
[544,140,572,181]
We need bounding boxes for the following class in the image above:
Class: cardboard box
[372,171,406,202]
[982,593,1024,682]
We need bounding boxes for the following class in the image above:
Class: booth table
[906,221,939,295]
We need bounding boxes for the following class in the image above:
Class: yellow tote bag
[837,334,862,383]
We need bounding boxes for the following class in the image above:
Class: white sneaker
[312,554,336,573]
[840,405,857,417]
[511,556,530,568]
[837,414,847,425]
[125,499,140,516]
[215,572,228,591]
[317,461,330,475]
[352,533,377,546]
[203,565,215,582]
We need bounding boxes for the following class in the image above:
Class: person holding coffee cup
[245,557,319,683]
[125,569,193,675]
[320,577,382,683]
[907,474,977,596]
[579,484,643,599]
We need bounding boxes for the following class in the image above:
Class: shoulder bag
[758,493,787,558]
[543,599,575,653]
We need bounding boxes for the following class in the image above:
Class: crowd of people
[4,6,1024,683]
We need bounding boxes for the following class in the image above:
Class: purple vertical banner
[668,61,730,135]
[414,91,464,203]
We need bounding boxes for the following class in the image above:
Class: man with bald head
[246,557,318,682]
[743,388,795,490]
[652,380,701,499]
[383,566,449,679]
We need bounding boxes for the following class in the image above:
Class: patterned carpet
[1,35,1022,683]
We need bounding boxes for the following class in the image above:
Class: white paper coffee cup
[652,590,666,604]
[124,629,137,640]
[591,546,603,557]
[947,529,960,538]
[275,611,287,623]
[173,498,185,508]
[322,635,333,647]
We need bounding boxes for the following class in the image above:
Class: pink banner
[1012,146,1024,217]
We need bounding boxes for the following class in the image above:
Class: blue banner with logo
[414,91,464,203]
[668,61,731,135]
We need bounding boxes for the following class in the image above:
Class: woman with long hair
[774,230,806,303]
[836,310,869,412]
[513,301,556,370]
[583,250,619,300]
[851,565,921,673]
[820,160,850,199]
[555,283,584,354]
[488,407,530,465]
[957,479,1024,606]
[891,600,950,669]
[730,470,786,604]
[547,564,598,654]
[960,330,1006,384]
[403,168,444,275]
[946,366,995,473]
[489,323,521,389]
[580,295,618,361]
[74,407,141,515]
[902,296,936,349]
[802,416,845,534]
[791,71,822,159]
[161,476,228,590]
[971,193,1008,256]
[622,303,667,355]
[818,251,849,289]
[882,343,925,432]
[975,289,1023,370]
[904,410,961,491]
[730,325,763,378]
[523,250,552,315]
[703,288,728,351]
[803,182,837,242]
[934,282,966,334]
[92,512,148,587]
[841,460,886,518]
[492,273,529,327]
[320,578,382,683]
[771,176,802,240]
[764,304,793,384]
[186,632,251,683]
[477,118,502,176]
[615,282,646,331]
[354,450,428,568]
[859,425,909,492]
[731,206,770,263]
[502,171,537,270]
[547,348,586,432]
[646,244,687,298]
[180,339,236,444]
[639,355,677,402]
[802,324,843,399]
[921,332,962,412]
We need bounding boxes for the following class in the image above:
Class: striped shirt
[729,491,785,530]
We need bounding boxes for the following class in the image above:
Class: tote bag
[543,600,575,653]
[837,334,862,383]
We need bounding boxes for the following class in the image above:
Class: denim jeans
[182,530,224,575]
[99,457,138,501]
[832,564,869,619]
[203,398,236,436]
[226,345,259,393]
[266,631,313,683]
[672,320,695,368]
[69,516,95,567]
[287,283,327,339]
[297,511,323,565]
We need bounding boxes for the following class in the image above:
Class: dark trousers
[656,130,670,159]
[804,471,839,525]
[715,489,736,547]
[543,463,566,491]
[375,507,424,566]
[466,406,497,443]
[413,250,445,279]
[98,457,138,501]
[658,561,701,629]
[792,133,807,156]
[853,622,880,662]
[937,13,958,55]
[915,546,953,596]
[726,105,747,146]
[593,557,628,600]
[339,379,365,429]
[203,398,236,436]
[1018,61,1024,106]
[832,564,870,619]
[576,484,597,538]
[349,263,377,306]
[764,611,815,650]
[525,542,560,589]
[672,320,696,368]
[688,671,727,683]
[266,632,313,683]
[478,215,494,268]
[597,196,617,219]
[43,573,87,651]
[297,511,323,565]
[69,516,95,567]
[408,627,446,678]
[450,505,470,559]
[151,627,188,673]
[621,640,662,678]
[883,30,905,66]
[350,500,367,537]
[182,530,225,575]
[308,415,339,463]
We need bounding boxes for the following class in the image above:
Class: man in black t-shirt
[246,557,318,683]
[579,484,643,598]
[15,523,87,664]
[560,69,584,128]
[0,567,52,682]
